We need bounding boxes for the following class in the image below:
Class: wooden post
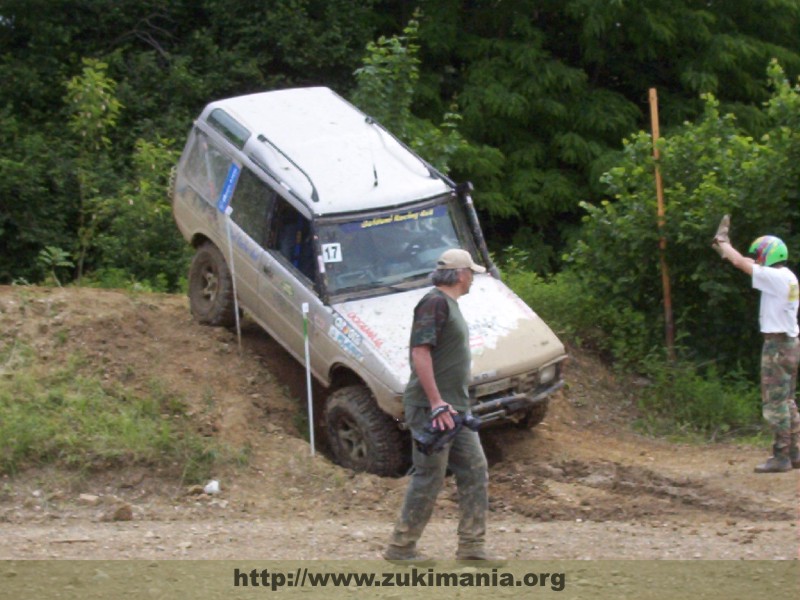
[649,88,676,361]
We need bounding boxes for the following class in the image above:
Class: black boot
[790,445,800,469]
[456,546,507,568]
[754,445,792,473]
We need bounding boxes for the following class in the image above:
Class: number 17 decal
[321,243,343,263]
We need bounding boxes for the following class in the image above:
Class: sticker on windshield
[351,205,447,231]
[321,243,342,263]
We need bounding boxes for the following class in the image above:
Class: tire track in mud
[488,459,795,523]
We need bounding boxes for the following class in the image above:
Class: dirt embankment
[0,285,797,561]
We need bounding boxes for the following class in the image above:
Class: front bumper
[471,380,565,425]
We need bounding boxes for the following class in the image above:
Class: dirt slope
[0,285,797,560]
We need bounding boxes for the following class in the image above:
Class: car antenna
[365,116,380,187]
[364,114,440,181]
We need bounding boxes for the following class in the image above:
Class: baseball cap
[436,248,486,273]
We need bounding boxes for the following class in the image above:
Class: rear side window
[208,109,250,149]
[229,168,276,247]
[183,130,232,202]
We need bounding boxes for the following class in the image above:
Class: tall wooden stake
[649,88,676,361]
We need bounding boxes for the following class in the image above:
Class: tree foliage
[92,138,187,292]
[0,0,798,299]
[0,0,381,288]
[351,13,501,177]
[410,0,800,270]
[568,62,800,373]
[65,58,122,281]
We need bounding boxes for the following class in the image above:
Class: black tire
[516,400,549,429]
[325,385,407,476]
[188,242,236,327]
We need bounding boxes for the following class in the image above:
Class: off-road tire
[516,400,549,429]
[325,385,407,476]
[188,242,236,327]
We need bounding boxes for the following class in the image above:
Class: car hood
[330,274,566,385]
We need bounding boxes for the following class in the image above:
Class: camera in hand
[412,411,482,456]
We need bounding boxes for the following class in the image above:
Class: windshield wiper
[399,270,432,283]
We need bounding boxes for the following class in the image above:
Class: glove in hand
[711,214,730,257]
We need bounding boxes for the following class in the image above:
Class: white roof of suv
[199,87,453,216]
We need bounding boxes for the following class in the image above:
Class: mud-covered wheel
[188,242,236,327]
[325,385,407,476]
[516,400,549,429]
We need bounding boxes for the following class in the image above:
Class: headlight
[539,365,557,385]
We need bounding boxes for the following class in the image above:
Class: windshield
[316,197,481,298]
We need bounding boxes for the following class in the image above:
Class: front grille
[471,370,542,403]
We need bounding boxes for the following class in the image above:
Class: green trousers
[388,404,488,554]
[761,334,800,452]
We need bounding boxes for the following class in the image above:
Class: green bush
[80,267,169,293]
[93,138,190,292]
[505,248,763,437]
[637,360,761,438]
[504,248,653,364]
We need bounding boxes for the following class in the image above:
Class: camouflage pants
[388,404,488,554]
[760,335,800,451]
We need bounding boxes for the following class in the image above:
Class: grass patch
[0,346,244,483]
[634,359,764,441]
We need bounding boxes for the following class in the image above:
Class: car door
[225,167,276,311]
[256,196,321,364]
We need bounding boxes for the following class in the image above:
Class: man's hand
[711,214,730,257]
[429,403,457,431]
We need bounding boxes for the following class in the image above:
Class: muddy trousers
[761,334,800,455]
[388,404,488,554]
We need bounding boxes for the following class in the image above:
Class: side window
[268,198,316,282]
[183,130,231,202]
[229,168,275,247]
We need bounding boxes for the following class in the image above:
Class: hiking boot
[382,545,435,566]
[455,548,507,568]
[753,455,792,473]
[790,448,800,469]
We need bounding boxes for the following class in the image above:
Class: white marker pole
[217,163,242,353]
[224,207,242,353]
[302,302,315,456]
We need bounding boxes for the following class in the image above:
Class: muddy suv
[171,87,567,475]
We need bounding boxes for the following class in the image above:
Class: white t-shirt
[752,265,800,337]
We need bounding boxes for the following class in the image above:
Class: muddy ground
[0,286,797,561]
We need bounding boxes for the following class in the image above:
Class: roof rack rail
[256,134,320,203]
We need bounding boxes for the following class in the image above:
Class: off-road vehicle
[171,87,567,475]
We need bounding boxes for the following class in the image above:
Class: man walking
[713,216,800,472]
[383,248,503,563]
